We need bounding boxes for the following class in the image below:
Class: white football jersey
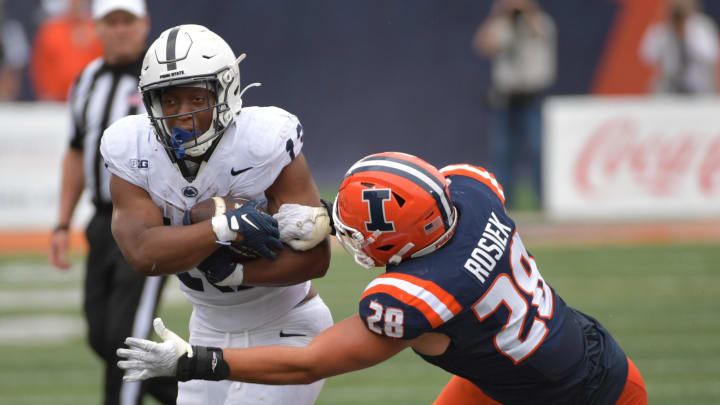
[100,106,310,332]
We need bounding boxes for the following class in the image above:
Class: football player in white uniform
[100,24,334,405]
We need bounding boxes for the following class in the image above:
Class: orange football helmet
[332,152,458,269]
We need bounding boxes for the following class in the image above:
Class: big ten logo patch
[130,159,149,169]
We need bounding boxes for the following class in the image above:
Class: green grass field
[1,243,719,404]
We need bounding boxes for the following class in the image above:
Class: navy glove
[218,200,283,260]
[197,247,242,285]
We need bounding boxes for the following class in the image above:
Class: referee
[47,1,177,404]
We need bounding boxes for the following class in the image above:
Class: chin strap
[235,53,262,103]
[239,82,262,99]
[388,243,415,265]
[234,82,262,114]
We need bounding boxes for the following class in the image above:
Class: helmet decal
[362,189,395,232]
[165,26,181,71]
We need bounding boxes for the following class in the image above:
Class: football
[187,196,263,261]
[186,196,250,224]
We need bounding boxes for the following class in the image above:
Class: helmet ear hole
[377,245,394,251]
[392,192,405,207]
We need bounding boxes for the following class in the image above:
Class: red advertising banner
[544,97,720,220]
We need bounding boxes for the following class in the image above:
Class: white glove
[117,318,193,382]
[273,203,331,251]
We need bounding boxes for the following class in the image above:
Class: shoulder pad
[99,114,151,188]
[358,273,463,339]
[237,106,303,166]
[440,164,505,205]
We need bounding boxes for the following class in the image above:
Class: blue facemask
[171,127,201,159]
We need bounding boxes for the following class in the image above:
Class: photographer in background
[473,0,556,210]
[640,0,718,94]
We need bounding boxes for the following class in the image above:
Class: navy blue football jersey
[358,164,628,405]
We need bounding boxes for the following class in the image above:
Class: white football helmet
[139,24,257,159]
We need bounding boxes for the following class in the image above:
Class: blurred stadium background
[1,0,719,404]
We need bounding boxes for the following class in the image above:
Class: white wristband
[212,196,227,216]
[211,215,237,242]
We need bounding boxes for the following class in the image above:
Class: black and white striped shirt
[68,56,145,210]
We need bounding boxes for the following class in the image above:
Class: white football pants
[177,295,333,405]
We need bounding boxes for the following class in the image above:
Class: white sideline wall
[2,99,720,231]
[0,102,93,231]
[544,96,720,221]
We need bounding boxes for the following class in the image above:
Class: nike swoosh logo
[231,166,253,176]
[241,214,259,230]
[279,330,307,338]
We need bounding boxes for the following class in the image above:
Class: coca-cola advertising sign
[544,97,720,220]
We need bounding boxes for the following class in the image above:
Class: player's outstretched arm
[109,174,221,275]
[223,314,412,384]
[118,315,411,384]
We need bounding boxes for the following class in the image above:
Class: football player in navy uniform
[116,152,648,405]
